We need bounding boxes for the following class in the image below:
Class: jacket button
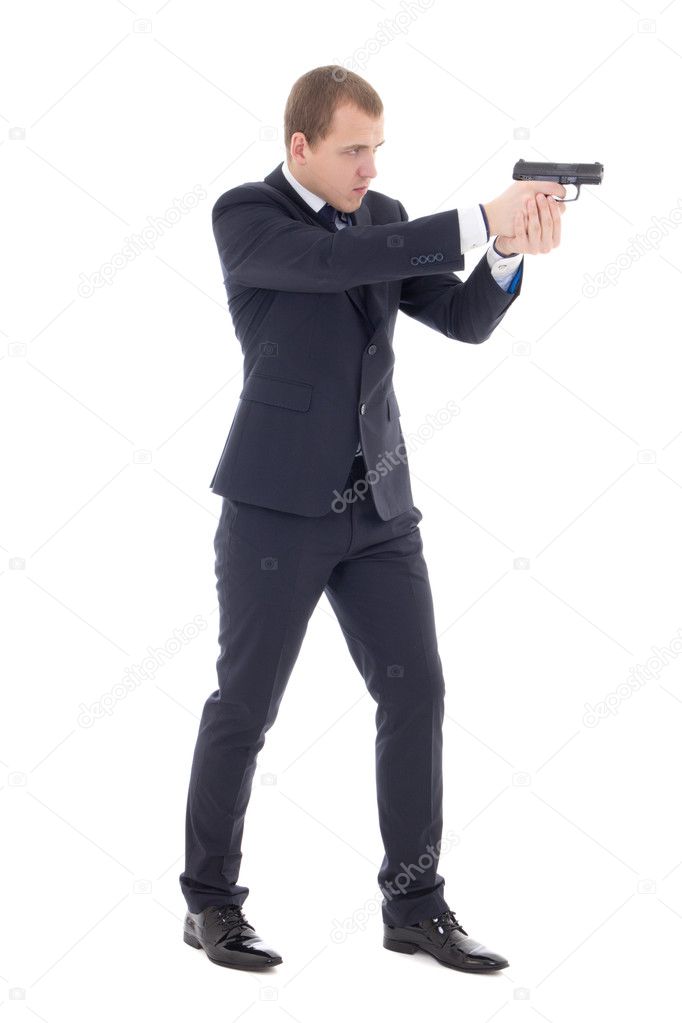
[360,402,367,415]
[367,343,377,355]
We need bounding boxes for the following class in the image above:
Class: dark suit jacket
[208,161,523,520]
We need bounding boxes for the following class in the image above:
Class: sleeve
[213,186,467,293]
[398,200,524,343]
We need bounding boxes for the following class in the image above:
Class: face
[288,102,384,212]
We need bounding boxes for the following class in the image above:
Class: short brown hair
[284,66,383,160]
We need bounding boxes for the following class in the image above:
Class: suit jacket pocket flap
[241,374,312,412]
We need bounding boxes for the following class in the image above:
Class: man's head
[284,66,384,213]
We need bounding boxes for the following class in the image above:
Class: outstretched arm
[213,185,468,293]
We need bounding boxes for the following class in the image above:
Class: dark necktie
[318,202,348,230]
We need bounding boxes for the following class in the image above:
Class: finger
[518,208,528,246]
[532,179,568,200]
[548,196,562,247]
[508,209,526,251]
[536,192,554,251]
[526,196,540,251]
[517,206,527,248]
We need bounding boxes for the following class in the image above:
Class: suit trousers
[179,454,450,927]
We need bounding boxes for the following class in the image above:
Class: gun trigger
[555,182,580,202]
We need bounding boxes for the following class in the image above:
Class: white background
[2,0,681,1018]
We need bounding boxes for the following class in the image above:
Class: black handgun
[512,160,604,201]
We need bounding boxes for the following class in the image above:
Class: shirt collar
[281,160,327,212]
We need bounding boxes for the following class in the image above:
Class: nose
[360,156,378,180]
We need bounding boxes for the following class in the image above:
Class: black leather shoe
[183,904,283,970]
[383,908,508,972]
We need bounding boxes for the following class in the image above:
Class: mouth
[353,186,368,194]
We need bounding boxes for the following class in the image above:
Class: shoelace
[431,909,468,938]
[214,904,252,935]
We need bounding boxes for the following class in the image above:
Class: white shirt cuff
[487,243,523,289]
[458,206,488,252]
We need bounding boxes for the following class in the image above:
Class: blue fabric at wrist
[508,264,523,294]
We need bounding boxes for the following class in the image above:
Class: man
[180,65,566,973]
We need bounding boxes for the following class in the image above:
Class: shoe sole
[183,930,283,969]
[383,936,508,972]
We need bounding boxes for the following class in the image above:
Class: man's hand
[494,192,565,256]
[484,180,566,238]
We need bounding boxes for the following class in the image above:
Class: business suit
[206,161,523,519]
[179,162,523,929]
